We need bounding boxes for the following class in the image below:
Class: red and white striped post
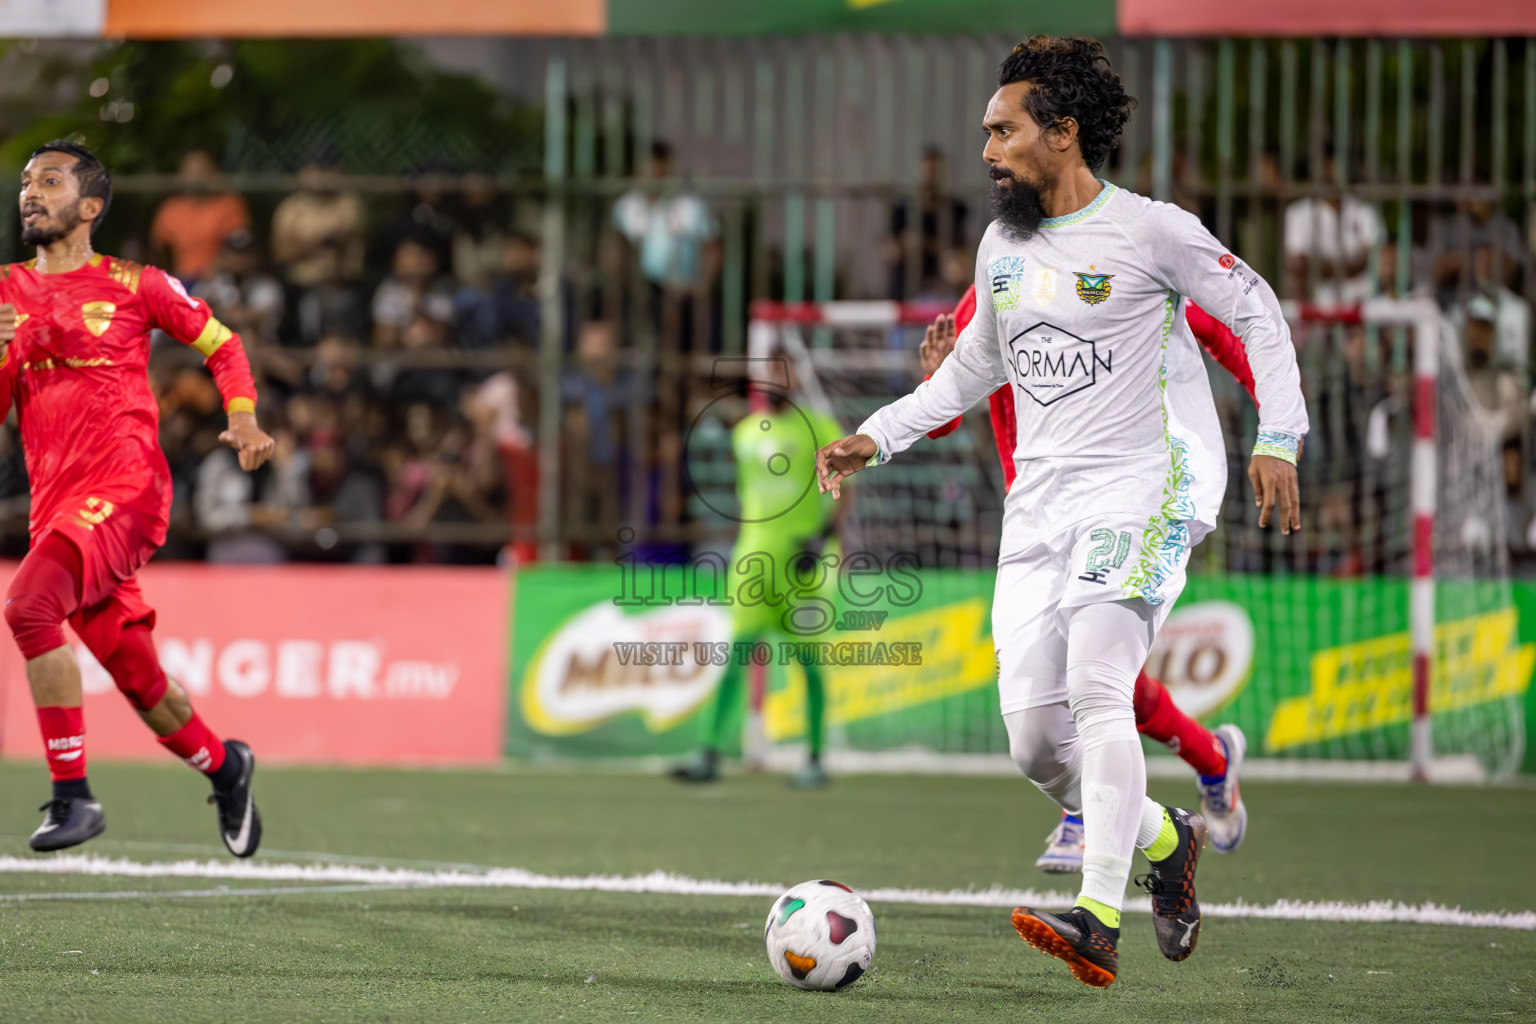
[1407,304,1439,782]
[1289,299,1440,781]
[748,300,954,328]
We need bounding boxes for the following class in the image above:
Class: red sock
[157,713,227,775]
[37,706,87,781]
[1134,669,1228,778]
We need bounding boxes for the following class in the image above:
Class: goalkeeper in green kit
[671,369,845,788]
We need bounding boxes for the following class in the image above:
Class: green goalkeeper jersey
[728,402,843,636]
[731,404,843,555]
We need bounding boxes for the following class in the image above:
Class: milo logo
[1144,601,1255,719]
[521,602,732,736]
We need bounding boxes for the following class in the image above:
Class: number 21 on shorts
[1078,528,1131,585]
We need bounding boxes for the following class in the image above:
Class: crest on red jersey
[81,301,116,337]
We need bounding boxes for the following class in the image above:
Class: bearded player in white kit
[815,36,1306,988]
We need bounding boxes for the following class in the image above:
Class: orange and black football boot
[1136,806,1208,961]
[1010,905,1119,988]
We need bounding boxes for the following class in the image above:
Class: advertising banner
[102,0,602,37]
[0,0,104,36]
[606,0,1114,38]
[506,563,1003,760]
[0,563,509,766]
[507,563,1536,776]
[52,0,1536,40]
[1117,0,1536,38]
[1159,577,1533,776]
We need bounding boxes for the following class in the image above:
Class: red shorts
[34,484,167,613]
[69,574,157,660]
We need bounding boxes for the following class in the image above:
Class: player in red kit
[1,141,274,857]
[920,284,1255,869]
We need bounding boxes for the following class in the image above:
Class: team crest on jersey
[80,301,116,337]
[987,256,1028,312]
[1073,271,1114,305]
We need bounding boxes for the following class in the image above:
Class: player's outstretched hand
[816,434,878,500]
[1248,454,1301,535]
[919,313,957,376]
[220,412,277,472]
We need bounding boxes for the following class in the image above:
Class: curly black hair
[997,36,1136,172]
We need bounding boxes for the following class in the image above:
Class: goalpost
[743,296,1526,782]
[1282,299,1443,782]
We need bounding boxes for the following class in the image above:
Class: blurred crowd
[1272,159,1535,576]
[0,139,1532,572]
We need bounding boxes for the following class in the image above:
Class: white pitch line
[0,883,420,902]
[0,854,1531,931]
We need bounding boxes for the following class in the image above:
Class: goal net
[1195,299,1526,781]
[745,298,1529,780]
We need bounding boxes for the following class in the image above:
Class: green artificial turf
[1,762,1533,1023]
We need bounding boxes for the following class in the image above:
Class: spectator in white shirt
[1284,148,1384,306]
[612,141,716,291]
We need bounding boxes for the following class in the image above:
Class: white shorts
[992,514,1208,715]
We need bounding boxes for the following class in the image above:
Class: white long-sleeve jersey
[859,181,1309,568]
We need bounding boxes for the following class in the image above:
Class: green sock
[1144,807,1179,862]
[800,656,826,759]
[702,657,746,751]
[1073,896,1121,930]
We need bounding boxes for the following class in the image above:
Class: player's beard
[20,200,84,247]
[988,167,1050,242]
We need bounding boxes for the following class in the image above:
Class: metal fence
[39,36,1536,568]
[527,35,1536,570]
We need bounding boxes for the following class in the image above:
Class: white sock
[1065,600,1158,915]
[1076,714,1144,913]
[1135,796,1166,849]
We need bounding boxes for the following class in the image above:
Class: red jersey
[925,284,1257,492]
[0,255,256,601]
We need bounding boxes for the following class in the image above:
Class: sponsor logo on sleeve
[164,273,200,308]
[987,256,1028,312]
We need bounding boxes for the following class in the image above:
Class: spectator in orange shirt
[150,149,251,284]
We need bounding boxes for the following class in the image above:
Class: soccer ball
[764,879,876,991]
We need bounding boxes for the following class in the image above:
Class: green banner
[506,563,1001,759]
[607,0,1115,38]
[1168,577,1532,776]
[507,565,1536,775]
